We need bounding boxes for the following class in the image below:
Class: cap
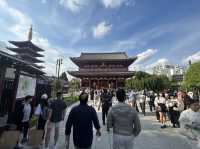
[41,94,48,99]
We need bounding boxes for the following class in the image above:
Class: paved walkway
[26,101,199,149]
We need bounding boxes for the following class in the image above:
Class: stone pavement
[25,101,198,149]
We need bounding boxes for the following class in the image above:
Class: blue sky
[0,0,200,77]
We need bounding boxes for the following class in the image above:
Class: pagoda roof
[34,64,45,69]
[19,54,44,63]
[9,40,44,52]
[68,71,135,78]
[0,50,44,75]
[7,47,44,57]
[70,52,137,67]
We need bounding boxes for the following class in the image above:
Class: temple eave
[68,71,135,78]
[70,57,137,67]
[9,40,45,52]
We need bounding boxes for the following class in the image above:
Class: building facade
[68,52,136,89]
[153,64,185,82]
[0,26,51,129]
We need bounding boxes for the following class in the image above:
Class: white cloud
[59,0,89,13]
[135,49,158,64]
[0,0,6,7]
[0,0,32,40]
[145,58,170,73]
[102,0,135,8]
[93,21,112,39]
[129,49,158,72]
[31,33,78,77]
[184,51,200,64]
[0,0,78,77]
[41,0,47,4]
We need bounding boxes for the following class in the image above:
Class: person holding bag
[34,94,49,140]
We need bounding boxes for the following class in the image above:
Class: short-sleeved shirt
[50,99,67,123]
[22,104,31,122]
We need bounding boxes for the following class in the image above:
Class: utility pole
[56,58,63,78]
[56,59,58,77]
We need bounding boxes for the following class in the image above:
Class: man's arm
[91,108,101,136]
[65,110,73,149]
[133,111,141,137]
[107,108,113,132]
[46,107,52,126]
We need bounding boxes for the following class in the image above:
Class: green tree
[60,72,68,82]
[51,79,62,97]
[125,72,170,92]
[183,62,200,89]
[68,79,80,96]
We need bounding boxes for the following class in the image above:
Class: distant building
[153,64,185,82]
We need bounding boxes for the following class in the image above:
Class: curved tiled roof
[78,52,128,60]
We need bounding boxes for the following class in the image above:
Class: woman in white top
[157,93,167,128]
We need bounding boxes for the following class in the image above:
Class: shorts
[47,121,61,129]
[158,103,167,113]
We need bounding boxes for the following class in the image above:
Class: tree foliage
[125,71,170,92]
[183,62,200,89]
[60,72,68,82]
[68,78,80,95]
[51,79,62,97]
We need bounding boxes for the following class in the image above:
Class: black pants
[17,121,29,139]
[140,102,146,115]
[169,108,180,127]
[102,107,109,125]
[37,116,47,139]
[149,101,155,112]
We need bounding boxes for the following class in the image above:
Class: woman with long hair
[157,93,167,129]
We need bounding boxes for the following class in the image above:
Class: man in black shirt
[45,91,67,149]
[65,92,101,149]
[99,89,112,125]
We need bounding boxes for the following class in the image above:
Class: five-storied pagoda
[7,25,45,69]
[68,52,137,89]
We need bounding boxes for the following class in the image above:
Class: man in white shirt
[16,95,32,146]
[179,100,200,147]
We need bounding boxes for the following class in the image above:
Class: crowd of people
[127,89,200,147]
[13,91,67,149]
[8,88,142,149]
[1,87,199,149]
[127,89,200,129]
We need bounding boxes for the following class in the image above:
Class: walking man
[65,92,101,149]
[16,95,32,146]
[45,91,67,149]
[107,88,141,149]
[179,99,200,147]
[99,89,112,125]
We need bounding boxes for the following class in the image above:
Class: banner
[16,75,36,98]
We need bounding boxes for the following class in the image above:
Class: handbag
[34,104,42,116]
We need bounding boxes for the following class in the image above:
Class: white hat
[41,94,48,99]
